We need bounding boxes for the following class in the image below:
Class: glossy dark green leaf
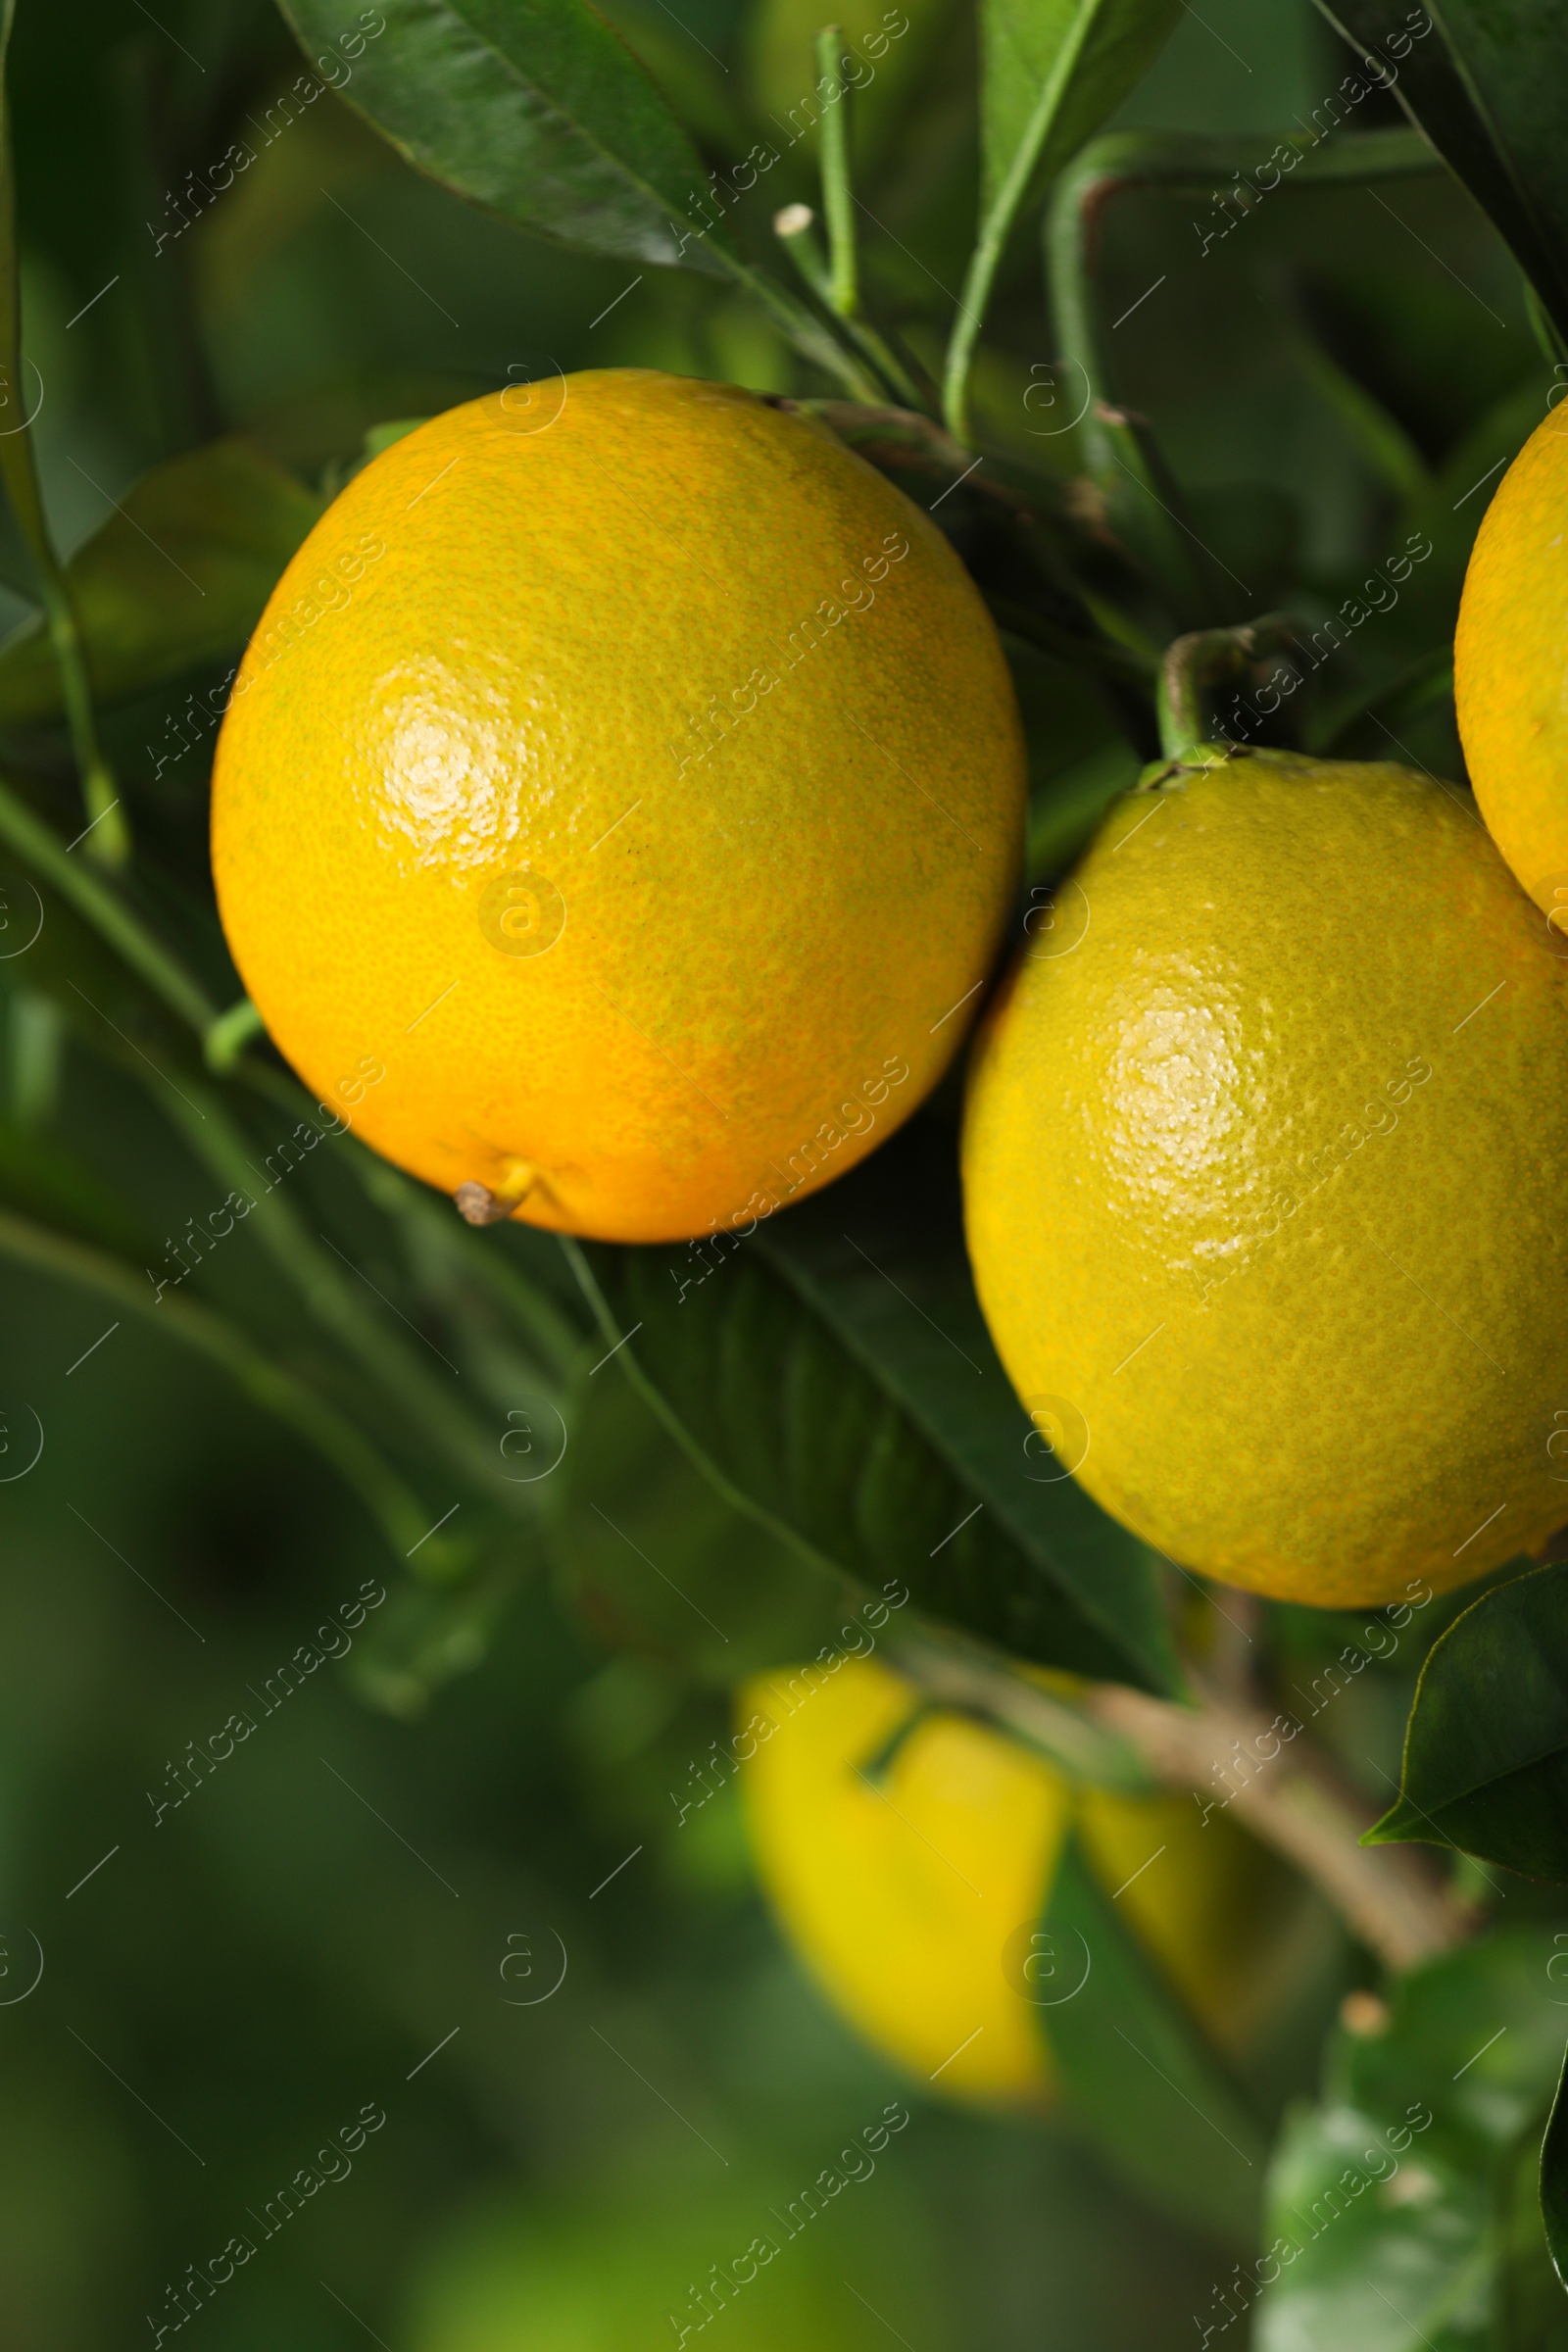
[1042,1834,1265,2244]
[562,1130,1180,1692]
[981,0,1181,223]
[277,0,731,274]
[0,439,322,726]
[1312,0,1568,339]
[1367,1566,1568,1878]
[1256,1929,1568,2350]
[550,1352,857,1684]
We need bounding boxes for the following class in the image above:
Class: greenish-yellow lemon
[961,744,1568,1606]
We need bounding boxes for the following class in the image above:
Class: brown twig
[1088,1681,1473,1974]
[893,1635,1473,1975]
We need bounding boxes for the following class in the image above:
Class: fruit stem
[1157,615,1296,762]
[1087,1678,1475,1972]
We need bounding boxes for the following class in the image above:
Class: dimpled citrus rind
[1456,409,1568,923]
[739,1657,1296,2105]
[961,750,1568,1608]
[212,369,1025,1243]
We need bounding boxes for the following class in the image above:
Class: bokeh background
[0,0,1551,2342]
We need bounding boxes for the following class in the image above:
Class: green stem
[204,996,266,1072]
[941,217,1011,453]
[152,1077,521,1510]
[0,769,215,1026]
[773,204,836,309]
[721,247,882,401]
[814,24,858,318]
[0,764,582,1416]
[0,1200,438,1569]
[771,216,925,409]
[34,565,125,864]
[1525,279,1568,369]
[1046,127,1439,611]
[1156,616,1296,761]
[890,1627,1155,1790]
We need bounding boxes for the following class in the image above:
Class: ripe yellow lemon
[1456,407,1568,926]
[739,1656,1293,2106]
[211,369,1024,1243]
[961,744,1568,1607]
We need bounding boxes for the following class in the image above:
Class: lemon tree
[5,0,1568,2344]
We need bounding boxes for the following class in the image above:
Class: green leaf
[1255,1930,1568,2350]
[1311,0,1568,341]
[276,0,731,274]
[980,0,1180,219]
[0,440,322,727]
[1043,1833,1266,2244]
[550,1352,857,1684]
[560,1128,1180,1693]
[945,0,1181,437]
[1366,1566,1568,1879]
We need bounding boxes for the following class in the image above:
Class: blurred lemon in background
[739,1655,1296,2105]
